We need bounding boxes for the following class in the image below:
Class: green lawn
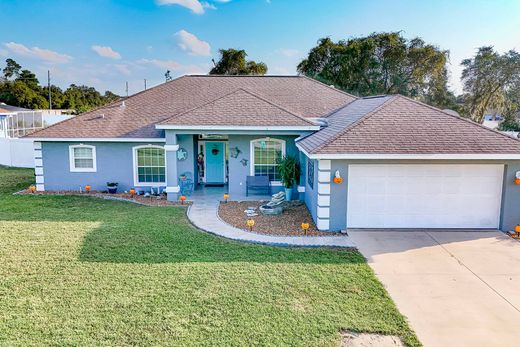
[0,166,419,346]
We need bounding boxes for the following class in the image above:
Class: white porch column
[165,131,180,201]
[33,141,45,191]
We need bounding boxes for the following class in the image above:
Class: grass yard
[0,166,419,346]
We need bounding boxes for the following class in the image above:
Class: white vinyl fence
[0,137,35,168]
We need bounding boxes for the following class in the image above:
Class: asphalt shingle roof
[27,75,355,139]
[159,88,316,127]
[298,95,520,154]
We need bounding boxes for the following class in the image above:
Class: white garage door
[347,164,504,229]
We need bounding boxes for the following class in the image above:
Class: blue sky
[1,0,519,96]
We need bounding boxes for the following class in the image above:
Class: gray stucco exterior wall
[501,162,520,231]
[176,134,196,177]
[41,141,166,192]
[329,160,349,231]
[303,157,318,222]
[227,134,300,197]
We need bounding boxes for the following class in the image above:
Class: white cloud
[4,42,72,63]
[92,45,121,60]
[137,58,183,71]
[114,64,131,76]
[156,0,205,14]
[146,45,153,53]
[0,49,7,57]
[214,0,231,2]
[201,2,216,10]
[174,30,211,56]
[136,58,209,76]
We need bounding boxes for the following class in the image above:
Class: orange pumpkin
[515,178,520,185]
[129,188,136,196]
[85,185,91,193]
[333,177,343,184]
[515,225,520,233]
[179,195,187,204]
[28,185,36,193]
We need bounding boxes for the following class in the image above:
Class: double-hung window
[250,138,285,182]
[133,146,166,185]
[69,145,96,172]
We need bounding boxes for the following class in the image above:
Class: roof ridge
[159,87,245,124]
[236,88,317,126]
[310,96,399,154]
[25,97,126,138]
[160,87,316,126]
[185,74,300,78]
[299,75,358,99]
[393,94,520,144]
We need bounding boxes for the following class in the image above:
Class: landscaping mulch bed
[17,189,191,206]
[218,200,339,237]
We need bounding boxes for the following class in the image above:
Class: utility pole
[47,70,52,110]
[144,79,147,90]
[125,81,129,97]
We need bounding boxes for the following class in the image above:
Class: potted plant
[277,155,300,201]
[106,182,118,194]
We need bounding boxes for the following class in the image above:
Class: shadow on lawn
[0,194,360,264]
[78,217,362,264]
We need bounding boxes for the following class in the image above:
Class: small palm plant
[277,156,300,200]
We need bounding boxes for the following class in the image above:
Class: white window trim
[250,137,286,184]
[69,144,97,172]
[132,145,167,187]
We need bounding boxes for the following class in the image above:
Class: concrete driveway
[349,230,520,347]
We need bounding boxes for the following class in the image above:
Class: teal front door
[205,142,225,184]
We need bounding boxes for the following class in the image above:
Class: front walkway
[350,230,520,347]
[187,187,354,248]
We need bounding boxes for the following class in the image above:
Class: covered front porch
[189,185,272,203]
[162,131,309,203]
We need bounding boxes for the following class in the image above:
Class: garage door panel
[366,178,385,194]
[443,177,462,194]
[347,164,503,229]
[366,198,385,212]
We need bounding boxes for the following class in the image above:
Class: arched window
[250,138,286,182]
[133,145,166,186]
[69,144,96,172]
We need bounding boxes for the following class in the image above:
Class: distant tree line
[0,58,120,113]
[297,32,520,131]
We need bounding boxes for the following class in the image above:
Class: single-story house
[26,75,520,232]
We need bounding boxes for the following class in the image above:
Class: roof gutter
[28,138,166,142]
[296,143,520,160]
[155,125,320,131]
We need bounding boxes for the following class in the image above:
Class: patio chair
[246,175,270,196]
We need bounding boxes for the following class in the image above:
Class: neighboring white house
[0,103,74,167]
[481,113,520,139]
